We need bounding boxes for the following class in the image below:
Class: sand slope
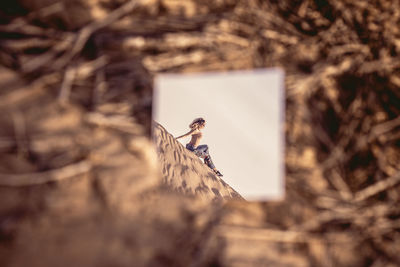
[153,122,243,201]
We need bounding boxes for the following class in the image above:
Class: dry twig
[0,160,92,186]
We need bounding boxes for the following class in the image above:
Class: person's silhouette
[176,118,223,177]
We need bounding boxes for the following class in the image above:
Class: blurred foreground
[1,0,400,266]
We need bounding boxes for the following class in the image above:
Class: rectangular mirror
[153,69,285,200]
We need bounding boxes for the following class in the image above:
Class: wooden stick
[354,171,400,202]
[54,0,142,69]
[58,66,77,105]
[0,160,92,187]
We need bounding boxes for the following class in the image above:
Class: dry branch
[354,171,400,202]
[0,160,92,186]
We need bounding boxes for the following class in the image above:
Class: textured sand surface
[153,122,243,201]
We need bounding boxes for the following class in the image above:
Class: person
[175,118,223,177]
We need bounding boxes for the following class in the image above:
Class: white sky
[153,69,285,200]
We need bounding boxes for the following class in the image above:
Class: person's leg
[194,145,222,176]
[204,156,216,169]
[205,155,222,176]
[196,145,216,169]
[194,145,208,158]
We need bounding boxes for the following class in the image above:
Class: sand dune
[153,122,243,201]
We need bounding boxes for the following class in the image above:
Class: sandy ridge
[153,122,243,201]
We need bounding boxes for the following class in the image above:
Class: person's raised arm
[175,129,196,139]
